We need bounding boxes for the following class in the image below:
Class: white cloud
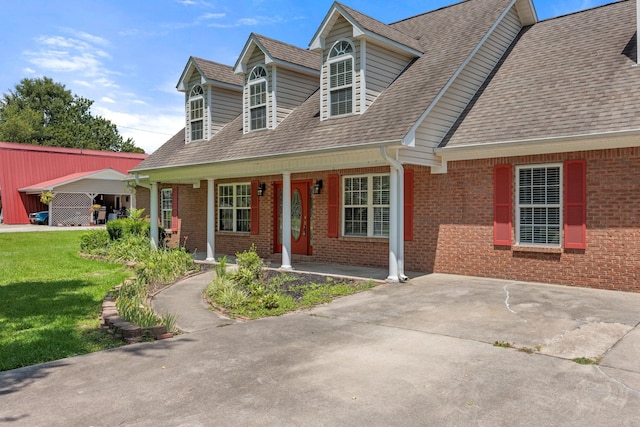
[93,105,184,153]
[24,67,36,74]
[101,97,116,103]
[208,15,285,28]
[199,12,226,20]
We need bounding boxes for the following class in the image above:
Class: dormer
[310,2,423,120]
[176,57,243,143]
[234,34,320,134]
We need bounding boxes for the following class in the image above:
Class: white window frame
[328,39,354,117]
[248,66,267,131]
[161,188,172,230]
[218,183,251,233]
[342,174,390,238]
[190,85,204,141]
[516,163,563,247]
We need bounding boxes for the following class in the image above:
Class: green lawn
[0,230,132,371]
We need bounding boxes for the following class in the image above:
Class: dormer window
[328,40,354,117]
[249,66,267,130]
[190,85,204,141]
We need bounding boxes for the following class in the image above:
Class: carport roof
[19,168,129,194]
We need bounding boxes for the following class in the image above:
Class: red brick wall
[427,148,640,292]
[162,147,639,292]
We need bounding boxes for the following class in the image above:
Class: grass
[0,231,132,372]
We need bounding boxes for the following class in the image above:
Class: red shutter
[250,180,259,235]
[564,160,586,249]
[493,165,512,246]
[327,174,339,238]
[404,169,414,241]
[171,185,179,231]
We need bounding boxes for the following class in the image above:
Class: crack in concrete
[595,365,640,396]
[503,284,527,322]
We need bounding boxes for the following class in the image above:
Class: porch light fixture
[257,182,266,196]
[313,179,323,195]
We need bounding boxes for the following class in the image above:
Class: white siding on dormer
[365,42,413,108]
[399,6,523,166]
[276,68,319,124]
[211,87,242,134]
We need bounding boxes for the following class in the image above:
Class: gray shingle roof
[443,0,639,148]
[253,34,320,71]
[336,2,424,53]
[191,57,242,87]
[133,0,513,172]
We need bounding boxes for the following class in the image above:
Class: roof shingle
[443,0,640,148]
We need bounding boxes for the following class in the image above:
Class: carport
[19,169,134,226]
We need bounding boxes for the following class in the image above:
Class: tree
[0,77,144,153]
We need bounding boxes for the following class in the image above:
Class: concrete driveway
[1,273,639,426]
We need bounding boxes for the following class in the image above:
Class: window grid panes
[328,41,353,117]
[161,189,172,230]
[218,184,251,232]
[517,165,561,246]
[249,67,267,131]
[189,86,204,141]
[343,175,390,237]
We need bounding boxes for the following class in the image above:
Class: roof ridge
[253,33,313,53]
[191,56,233,69]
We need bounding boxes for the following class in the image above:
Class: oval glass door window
[291,189,302,241]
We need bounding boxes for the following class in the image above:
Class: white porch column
[387,167,399,282]
[206,178,215,261]
[149,182,159,249]
[281,172,292,270]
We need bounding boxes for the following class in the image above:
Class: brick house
[132,0,640,291]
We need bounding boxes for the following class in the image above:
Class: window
[161,188,172,230]
[190,85,204,141]
[218,184,251,232]
[248,66,267,130]
[343,174,389,237]
[328,40,354,116]
[516,164,562,246]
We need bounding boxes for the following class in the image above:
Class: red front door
[274,181,311,255]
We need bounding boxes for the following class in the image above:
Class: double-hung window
[190,85,204,141]
[343,174,390,237]
[218,183,251,232]
[248,66,267,130]
[161,188,173,230]
[328,40,354,117]
[516,164,562,246]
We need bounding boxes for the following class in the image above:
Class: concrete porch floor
[193,251,425,282]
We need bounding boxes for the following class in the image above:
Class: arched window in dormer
[190,85,204,141]
[248,66,267,130]
[328,40,354,117]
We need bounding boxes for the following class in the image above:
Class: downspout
[380,147,407,282]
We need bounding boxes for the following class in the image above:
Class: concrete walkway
[152,270,234,332]
[2,272,640,425]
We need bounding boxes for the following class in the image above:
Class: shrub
[106,234,150,263]
[135,247,196,290]
[106,218,152,241]
[214,256,228,278]
[235,244,264,280]
[79,229,110,254]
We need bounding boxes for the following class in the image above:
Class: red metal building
[0,142,147,224]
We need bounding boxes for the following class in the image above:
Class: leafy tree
[0,77,144,153]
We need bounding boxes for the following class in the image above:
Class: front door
[274,180,312,255]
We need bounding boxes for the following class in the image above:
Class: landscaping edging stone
[100,285,172,343]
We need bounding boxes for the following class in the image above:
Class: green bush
[135,247,196,289]
[79,229,110,254]
[106,218,152,241]
[235,244,264,280]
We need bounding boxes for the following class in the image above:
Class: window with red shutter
[494,165,512,245]
[327,174,339,237]
[250,180,259,235]
[563,160,586,249]
[404,169,414,241]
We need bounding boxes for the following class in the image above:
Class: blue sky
[1,0,614,153]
